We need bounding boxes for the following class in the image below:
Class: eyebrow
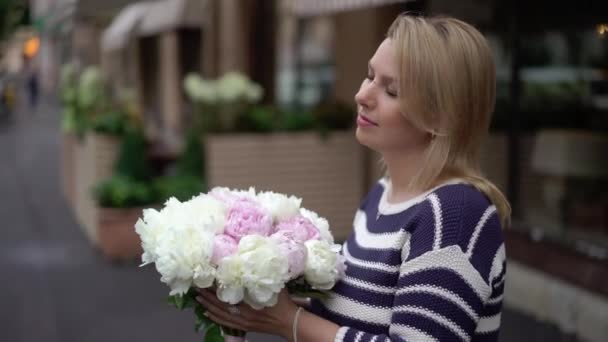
[368,62,397,86]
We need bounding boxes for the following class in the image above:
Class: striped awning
[138,0,209,36]
[101,2,151,51]
[101,0,209,51]
[290,0,415,17]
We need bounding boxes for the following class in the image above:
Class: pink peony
[211,234,239,265]
[274,215,320,243]
[224,199,273,241]
[272,232,308,279]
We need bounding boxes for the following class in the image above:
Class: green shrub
[153,175,205,202]
[114,129,152,181]
[90,110,130,136]
[176,130,205,178]
[93,175,157,208]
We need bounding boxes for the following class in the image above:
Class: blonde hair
[387,13,511,227]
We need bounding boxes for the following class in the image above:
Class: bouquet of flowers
[135,187,346,341]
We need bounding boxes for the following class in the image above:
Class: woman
[197,13,509,342]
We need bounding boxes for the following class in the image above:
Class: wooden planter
[61,132,77,209]
[206,131,365,242]
[97,206,144,261]
[73,133,121,245]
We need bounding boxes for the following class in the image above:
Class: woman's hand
[195,288,299,339]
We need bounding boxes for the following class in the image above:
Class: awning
[138,0,208,36]
[101,2,152,51]
[101,0,209,51]
[290,0,413,17]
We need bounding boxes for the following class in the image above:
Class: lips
[357,114,378,126]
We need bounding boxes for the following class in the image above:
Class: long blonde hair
[387,13,511,227]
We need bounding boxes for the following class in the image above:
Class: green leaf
[167,295,179,308]
[194,305,213,332]
[203,325,224,342]
[182,289,198,309]
[174,294,185,309]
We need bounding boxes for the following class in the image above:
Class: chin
[355,128,379,152]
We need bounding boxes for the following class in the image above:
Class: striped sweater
[310,179,506,342]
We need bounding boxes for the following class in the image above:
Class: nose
[355,79,375,109]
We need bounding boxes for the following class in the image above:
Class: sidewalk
[0,98,571,342]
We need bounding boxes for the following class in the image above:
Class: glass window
[276,15,335,109]
[490,26,608,260]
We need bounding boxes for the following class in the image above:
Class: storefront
[282,1,608,340]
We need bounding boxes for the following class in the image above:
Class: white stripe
[493,276,506,288]
[393,305,470,342]
[428,194,443,250]
[353,210,407,250]
[487,294,503,305]
[396,284,479,321]
[334,326,349,342]
[322,292,393,325]
[370,336,378,342]
[399,246,491,301]
[390,324,439,342]
[488,244,506,283]
[344,242,400,273]
[475,314,501,333]
[401,236,411,261]
[466,206,497,258]
[354,331,364,342]
[342,275,396,294]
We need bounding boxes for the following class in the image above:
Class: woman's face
[354,38,430,156]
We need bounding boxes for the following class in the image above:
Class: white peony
[215,255,245,304]
[304,240,344,290]
[257,191,302,223]
[237,235,290,309]
[300,208,333,244]
[137,197,218,296]
[184,194,227,234]
[154,221,217,295]
[135,197,184,265]
[209,186,257,204]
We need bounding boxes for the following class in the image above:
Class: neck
[382,148,428,203]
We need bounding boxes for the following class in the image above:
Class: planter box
[73,133,121,245]
[206,131,365,242]
[61,132,77,209]
[97,207,144,261]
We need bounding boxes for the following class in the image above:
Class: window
[489,27,608,260]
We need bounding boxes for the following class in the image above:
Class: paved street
[0,98,571,342]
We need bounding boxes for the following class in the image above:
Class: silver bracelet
[293,307,304,342]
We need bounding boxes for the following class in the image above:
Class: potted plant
[93,127,155,260]
[93,127,206,261]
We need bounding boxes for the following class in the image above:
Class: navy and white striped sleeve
[334,188,506,342]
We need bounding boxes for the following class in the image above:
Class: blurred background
[0,0,606,341]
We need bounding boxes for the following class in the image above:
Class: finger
[198,291,253,319]
[206,311,246,331]
[197,295,242,323]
